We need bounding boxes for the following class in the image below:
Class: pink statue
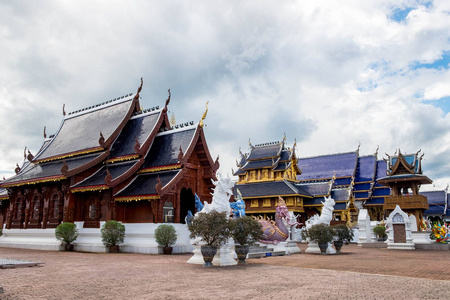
[257,197,301,244]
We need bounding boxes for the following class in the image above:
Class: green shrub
[155,224,177,247]
[332,224,354,242]
[0,228,2,237]
[55,223,79,245]
[231,216,264,246]
[101,220,125,246]
[301,223,335,244]
[188,211,232,247]
[373,225,387,238]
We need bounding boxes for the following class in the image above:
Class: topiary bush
[188,211,232,247]
[373,225,387,240]
[301,223,335,244]
[155,224,177,247]
[332,224,354,243]
[55,222,79,245]
[231,216,264,246]
[101,220,125,246]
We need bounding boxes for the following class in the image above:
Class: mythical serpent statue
[201,172,234,216]
[305,195,335,230]
[257,197,301,244]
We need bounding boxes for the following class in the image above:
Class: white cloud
[1,0,450,190]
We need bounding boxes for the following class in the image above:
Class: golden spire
[199,101,209,128]
[170,113,176,126]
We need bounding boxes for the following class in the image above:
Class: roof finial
[27,150,34,162]
[199,101,209,128]
[170,113,176,126]
[15,163,21,174]
[375,145,379,156]
[62,104,66,116]
[283,132,286,143]
[165,89,171,108]
[357,142,361,153]
[134,77,143,101]
[248,138,254,148]
[43,126,47,139]
[24,147,27,160]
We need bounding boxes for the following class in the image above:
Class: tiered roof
[0,82,217,204]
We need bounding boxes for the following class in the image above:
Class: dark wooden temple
[0,80,218,229]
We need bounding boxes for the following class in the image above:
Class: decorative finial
[375,145,379,156]
[276,196,286,207]
[170,113,176,126]
[27,150,34,162]
[63,104,66,116]
[134,138,141,153]
[134,77,144,101]
[15,163,21,174]
[357,142,361,152]
[165,89,171,107]
[43,126,47,139]
[248,138,253,148]
[199,101,209,128]
[283,132,286,142]
[178,145,184,162]
[24,147,27,160]
[99,131,105,147]
[239,146,243,156]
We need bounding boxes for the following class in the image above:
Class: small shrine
[378,149,431,228]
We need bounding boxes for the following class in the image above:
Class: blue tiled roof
[354,183,371,191]
[356,155,376,182]
[375,160,388,179]
[233,168,246,176]
[279,150,291,162]
[235,180,312,198]
[304,197,326,206]
[420,190,446,205]
[354,191,369,199]
[364,198,385,205]
[372,188,390,197]
[334,202,347,210]
[273,161,290,171]
[296,182,330,197]
[247,144,282,161]
[424,205,446,215]
[331,189,350,201]
[241,159,273,170]
[297,152,357,181]
[334,177,352,186]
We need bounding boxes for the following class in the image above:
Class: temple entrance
[180,188,195,224]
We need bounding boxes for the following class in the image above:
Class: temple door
[179,188,195,224]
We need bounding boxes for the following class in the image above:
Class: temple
[234,138,449,224]
[0,80,218,230]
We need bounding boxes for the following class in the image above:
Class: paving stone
[0,244,449,299]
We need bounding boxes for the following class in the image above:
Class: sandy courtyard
[1,244,449,300]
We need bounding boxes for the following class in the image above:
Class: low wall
[0,223,193,254]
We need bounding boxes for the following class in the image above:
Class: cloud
[1,1,450,190]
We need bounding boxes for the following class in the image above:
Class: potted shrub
[302,223,335,254]
[101,220,125,253]
[373,225,387,241]
[230,216,264,263]
[332,224,354,253]
[155,224,177,255]
[188,210,232,267]
[55,222,79,251]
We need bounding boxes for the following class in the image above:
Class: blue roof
[241,159,273,170]
[354,192,370,199]
[334,177,352,186]
[247,144,282,160]
[296,182,330,197]
[375,160,388,179]
[424,205,446,215]
[354,183,371,191]
[356,155,376,182]
[331,189,350,201]
[420,190,446,205]
[334,202,347,210]
[365,198,385,205]
[372,188,390,197]
[298,152,357,181]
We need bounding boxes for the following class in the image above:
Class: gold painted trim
[71,185,109,193]
[138,164,181,174]
[1,176,66,188]
[35,147,103,164]
[106,155,139,164]
[115,195,159,202]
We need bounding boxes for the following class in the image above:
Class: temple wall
[0,222,193,254]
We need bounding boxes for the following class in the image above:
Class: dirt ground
[1,243,449,300]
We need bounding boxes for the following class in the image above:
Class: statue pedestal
[304,241,335,254]
[186,238,237,266]
[267,241,301,255]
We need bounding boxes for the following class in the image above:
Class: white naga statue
[200,172,234,216]
[305,196,335,229]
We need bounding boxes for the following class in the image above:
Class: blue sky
[1,0,450,190]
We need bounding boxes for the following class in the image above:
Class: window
[89,203,96,219]
[52,194,60,218]
[163,201,174,223]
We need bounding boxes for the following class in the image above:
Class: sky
[1,0,450,191]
